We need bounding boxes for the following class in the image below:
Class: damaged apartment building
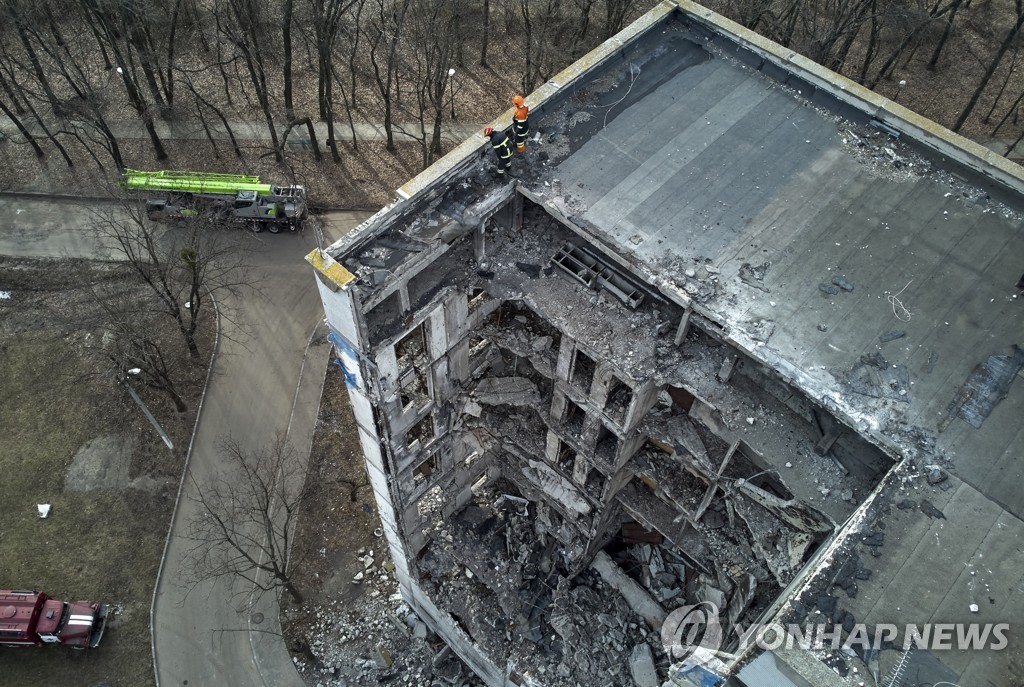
[310,2,1024,686]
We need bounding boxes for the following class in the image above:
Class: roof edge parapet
[673,0,1024,194]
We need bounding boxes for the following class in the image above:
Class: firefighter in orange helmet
[511,95,529,153]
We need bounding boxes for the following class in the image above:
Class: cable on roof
[888,280,913,322]
[601,62,641,129]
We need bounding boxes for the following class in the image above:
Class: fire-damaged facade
[309,2,1024,686]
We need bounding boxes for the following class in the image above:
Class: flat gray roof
[533,14,1024,683]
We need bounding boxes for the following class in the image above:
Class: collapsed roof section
[309,2,1024,686]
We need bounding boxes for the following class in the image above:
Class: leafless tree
[216,0,283,159]
[80,0,170,158]
[480,0,491,67]
[91,199,252,359]
[954,0,1024,131]
[84,284,191,412]
[403,0,462,163]
[304,0,361,159]
[368,0,411,151]
[182,435,312,606]
[603,0,631,39]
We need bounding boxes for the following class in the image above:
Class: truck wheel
[249,221,263,234]
[268,223,282,234]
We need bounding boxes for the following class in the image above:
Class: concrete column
[674,305,693,345]
[511,192,524,232]
[474,219,486,261]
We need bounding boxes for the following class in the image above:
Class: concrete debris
[473,377,540,406]
[861,531,884,547]
[629,643,659,687]
[523,460,591,514]
[592,550,667,631]
[920,500,946,519]
[879,329,906,344]
[844,352,911,402]
[738,261,771,292]
[749,319,775,343]
[926,467,948,485]
[818,283,840,295]
[531,335,552,352]
[831,275,854,292]
[319,192,896,684]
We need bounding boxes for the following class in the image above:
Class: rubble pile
[291,543,484,687]
[417,485,668,686]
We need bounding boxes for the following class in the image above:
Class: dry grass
[0,258,213,687]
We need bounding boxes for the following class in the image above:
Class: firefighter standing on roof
[485,126,513,176]
[512,95,529,153]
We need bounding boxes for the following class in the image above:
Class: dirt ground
[0,257,213,687]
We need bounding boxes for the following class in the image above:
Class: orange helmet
[484,126,494,136]
[512,95,525,107]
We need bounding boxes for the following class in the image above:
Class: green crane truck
[121,169,308,233]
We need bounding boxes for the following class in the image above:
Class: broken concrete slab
[879,329,906,344]
[629,643,659,687]
[831,275,854,292]
[473,377,540,406]
[949,344,1024,428]
[522,460,591,515]
[592,551,667,631]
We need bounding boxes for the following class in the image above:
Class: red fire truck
[0,590,108,648]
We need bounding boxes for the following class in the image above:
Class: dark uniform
[489,129,514,175]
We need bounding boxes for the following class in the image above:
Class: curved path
[152,211,370,687]
[0,198,371,686]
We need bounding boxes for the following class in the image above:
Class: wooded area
[0,0,1023,189]
[0,0,636,175]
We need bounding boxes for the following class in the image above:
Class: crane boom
[121,169,273,196]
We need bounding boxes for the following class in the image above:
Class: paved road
[0,196,128,260]
[0,198,372,686]
[0,115,483,146]
[151,212,370,687]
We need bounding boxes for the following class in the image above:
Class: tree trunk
[165,0,184,108]
[991,88,1024,135]
[983,48,1019,122]
[954,3,1024,132]
[16,25,59,107]
[0,96,44,158]
[283,0,295,118]
[143,113,169,160]
[928,0,970,70]
[168,386,188,413]
[857,0,880,84]
[284,580,303,604]
[480,0,490,67]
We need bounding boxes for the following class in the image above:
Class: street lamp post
[448,68,457,119]
[894,79,907,103]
